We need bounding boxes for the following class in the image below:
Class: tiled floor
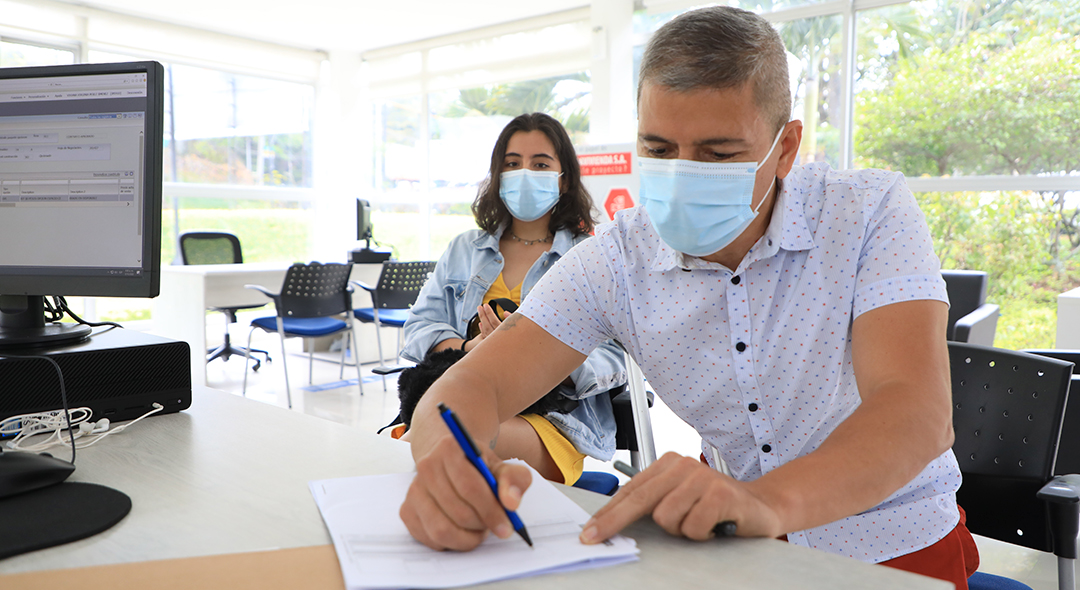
[206,319,1067,590]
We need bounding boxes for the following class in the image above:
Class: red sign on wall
[578,152,632,176]
[605,188,634,220]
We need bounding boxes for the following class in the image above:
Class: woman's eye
[504,161,519,169]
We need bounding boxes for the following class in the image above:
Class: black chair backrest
[1024,349,1080,476]
[942,270,988,340]
[180,232,243,265]
[277,262,354,319]
[949,342,1074,553]
[372,261,436,310]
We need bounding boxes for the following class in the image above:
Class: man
[400,6,977,588]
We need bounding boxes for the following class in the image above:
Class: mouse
[0,450,75,499]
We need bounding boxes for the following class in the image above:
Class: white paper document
[309,463,639,589]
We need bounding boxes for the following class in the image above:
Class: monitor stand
[0,295,92,349]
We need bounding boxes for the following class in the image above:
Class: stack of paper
[309,462,639,589]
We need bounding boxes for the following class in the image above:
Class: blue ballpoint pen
[438,403,533,547]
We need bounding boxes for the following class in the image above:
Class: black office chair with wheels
[353,260,436,389]
[942,270,1000,346]
[948,342,1080,590]
[178,231,270,371]
[243,262,363,409]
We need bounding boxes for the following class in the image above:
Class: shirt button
[735,342,747,352]
[731,275,741,285]
[748,403,758,412]
[762,444,772,453]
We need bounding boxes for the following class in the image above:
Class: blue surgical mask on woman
[499,169,561,222]
[639,129,784,257]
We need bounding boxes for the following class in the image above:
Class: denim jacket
[402,225,626,460]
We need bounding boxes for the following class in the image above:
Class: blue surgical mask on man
[499,169,561,222]
[639,128,784,257]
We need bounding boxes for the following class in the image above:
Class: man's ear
[775,120,804,180]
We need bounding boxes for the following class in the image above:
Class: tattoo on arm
[498,313,521,331]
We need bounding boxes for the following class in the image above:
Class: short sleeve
[852,173,948,318]
[518,236,617,356]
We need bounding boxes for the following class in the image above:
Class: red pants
[776,507,978,589]
[879,506,979,590]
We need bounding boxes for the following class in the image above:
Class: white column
[589,0,637,145]
[312,51,366,263]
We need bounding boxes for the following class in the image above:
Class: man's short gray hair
[638,5,792,134]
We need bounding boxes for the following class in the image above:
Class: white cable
[2,403,163,451]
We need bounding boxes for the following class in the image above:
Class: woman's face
[501,130,563,174]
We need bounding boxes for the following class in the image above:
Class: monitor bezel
[0,60,164,299]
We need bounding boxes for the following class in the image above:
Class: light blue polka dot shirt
[519,162,961,564]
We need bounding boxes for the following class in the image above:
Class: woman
[401,113,625,485]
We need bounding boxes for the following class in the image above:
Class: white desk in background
[0,386,949,590]
[153,262,390,386]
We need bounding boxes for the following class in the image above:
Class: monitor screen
[0,61,164,347]
[357,198,372,242]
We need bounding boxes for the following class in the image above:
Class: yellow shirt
[520,414,585,486]
[482,273,521,313]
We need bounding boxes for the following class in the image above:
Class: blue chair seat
[251,315,346,337]
[354,307,409,328]
[967,572,1033,590]
[571,471,619,496]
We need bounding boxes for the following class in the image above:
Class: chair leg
[339,333,347,380]
[373,308,386,391]
[276,318,292,410]
[242,327,257,396]
[1058,556,1075,590]
[348,315,363,396]
[308,345,314,386]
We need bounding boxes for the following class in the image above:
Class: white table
[0,386,949,589]
[1058,287,1080,348]
[154,263,392,385]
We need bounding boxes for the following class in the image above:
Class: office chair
[1024,350,1080,476]
[243,262,363,409]
[353,260,436,389]
[178,231,271,371]
[942,270,1000,346]
[948,342,1080,590]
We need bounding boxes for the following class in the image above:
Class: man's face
[637,81,783,209]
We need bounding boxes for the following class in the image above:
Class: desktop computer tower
[0,328,191,424]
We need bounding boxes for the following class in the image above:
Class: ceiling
[56,0,591,54]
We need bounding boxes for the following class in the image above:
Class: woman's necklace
[509,231,552,246]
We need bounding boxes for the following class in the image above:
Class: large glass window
[72,52,319,322]
[854,0,1080,349]
[778,15,843,168]
[0,39,75,67]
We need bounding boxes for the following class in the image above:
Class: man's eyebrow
[638,133,750,147]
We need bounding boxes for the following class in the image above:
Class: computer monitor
[357,198,373,245]
[0,61,164,348]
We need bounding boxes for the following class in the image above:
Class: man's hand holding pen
[399,414,534,551]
